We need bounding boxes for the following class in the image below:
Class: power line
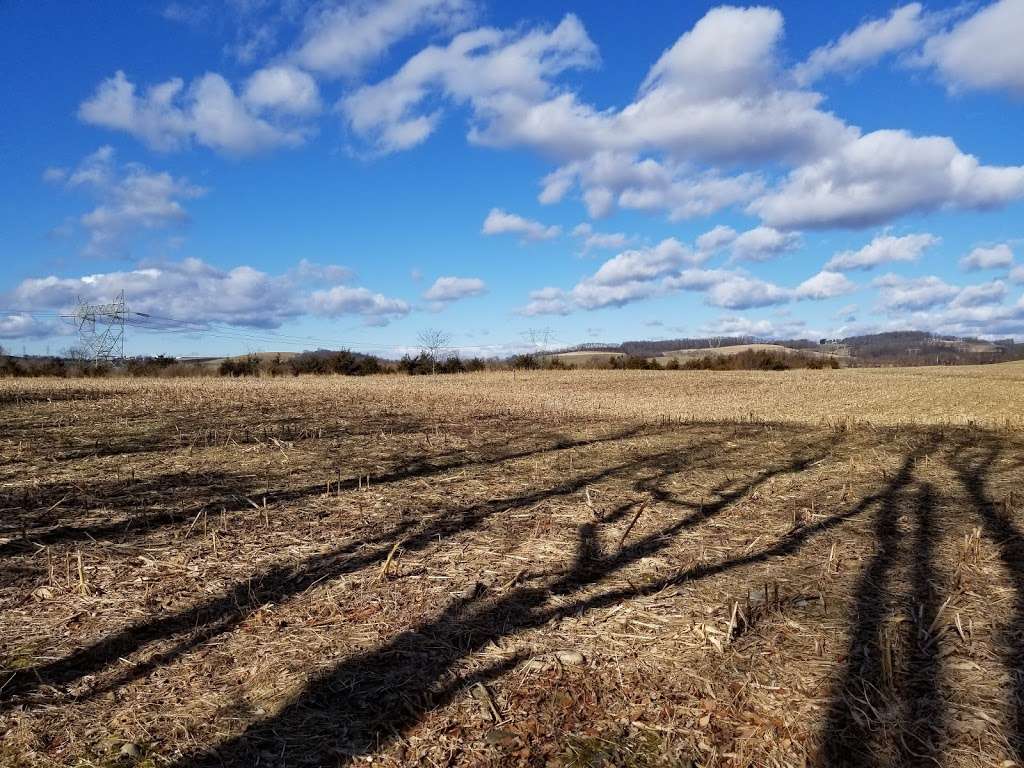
[8,298,553,357]
[61,292,127,364]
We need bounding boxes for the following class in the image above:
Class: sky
[2,0,1024,358]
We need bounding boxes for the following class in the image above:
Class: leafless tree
[417,328,451,375]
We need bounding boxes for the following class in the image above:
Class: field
[3,367,1024,767]
[546,344,844,368]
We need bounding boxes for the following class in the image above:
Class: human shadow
[821,477,946,767]
[948,437,1024,761]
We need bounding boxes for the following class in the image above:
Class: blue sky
[2,0,1024,357]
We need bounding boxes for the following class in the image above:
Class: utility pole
[64,290,128,364]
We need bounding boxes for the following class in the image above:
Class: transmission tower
[68,291,128,364]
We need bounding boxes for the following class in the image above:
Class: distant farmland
[546,343,844,368]
[3,366,1024,767]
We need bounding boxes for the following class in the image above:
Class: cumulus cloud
[9,257,411,330]
[309,285,411,325]
[794,270,858,300]
[79,70,311,154]
[703,274,791,310]
[950,279,1008,307]
[14,257,300,328]
[729,226,800,262]
[294,259,354,284]
[825,232,941,271]
[481,208,560,241]
[343,14,598,153]
[0,314,57,340]
[243,65,321,115]
[345,5,1024,227]
[1011,265,1024,284]
[699,315,808,339]
[571,223,632,254]
[751,129,1024,229]
[960,243,1015,271]
[794,4,937,84]
[294,0,476,77]
[920,0,1024,96]
[695,225,737,256]
[541,153,763,221]
[517,239,847,315]
[692,224,798,262]
[873,273,960,311]
[46,146,205,257]
[423,275,486,302]
[518,286,572,316]
[586,239,694,286]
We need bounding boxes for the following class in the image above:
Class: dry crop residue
[2,373,1024,767]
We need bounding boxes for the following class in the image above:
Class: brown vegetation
[2,372,1024,766]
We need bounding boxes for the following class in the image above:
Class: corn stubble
[1,365,1024,767]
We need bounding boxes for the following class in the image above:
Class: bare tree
[417,328,451,375]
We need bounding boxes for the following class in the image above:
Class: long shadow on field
[0,423,713,710]
[821,476,947,767]
[948,438,1024,761]
[163,430,896,767]
[0,424,650,566]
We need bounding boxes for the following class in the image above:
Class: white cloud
[834,303,859,321]
[794,270,857,300]
[587,238,694,286]
[541,153,764,221]
[704,274,791,310]
[693,224,798,262]
[14,257,301,328]
[343,14,598,154]
[294,259,354,284]
[11,256,412,329]
[48,146,205,257]
[960,243,1015,271]
[309,285,411,325]
[696,225,737,256]
[571,223,632,254]
[873,273,960,311]
[794,4,935,84]
[243,65,321,115]
[294,0,476,77]
[920,0,1024,96]
[826,232,941,271]
[518,286,572,316]
[729,226,800,262]
[751,129,1024,229]
[423,275,487,302]
[570,279,665,310]
[0,314,56,340]
[517,232,862,315]
[481,208,560,241]
[289,4,1024,229]
[951,279,1008,307]
[699,315,807,339]
[79,70,310,154]
[1011,265,1024,284]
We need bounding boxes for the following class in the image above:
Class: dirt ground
[2,375,1024,767]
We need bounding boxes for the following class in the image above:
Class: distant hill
[547,332,1023,367]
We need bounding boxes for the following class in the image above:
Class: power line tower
[67,291,128,364]
[522,327,555,363]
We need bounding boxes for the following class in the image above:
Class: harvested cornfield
[2,371,1024,767]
